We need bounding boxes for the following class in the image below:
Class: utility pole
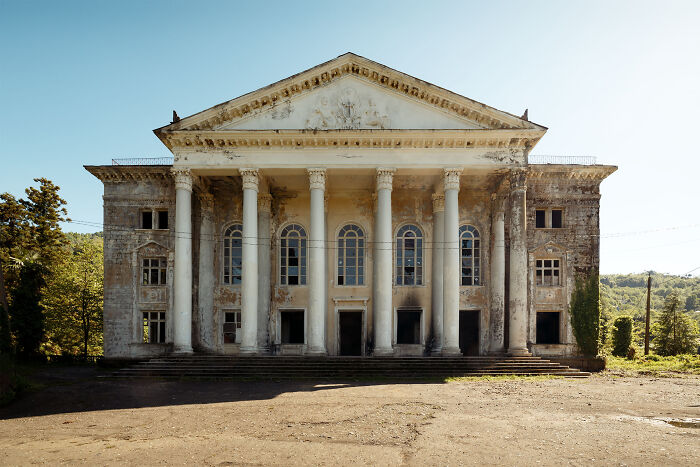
[644,272,651,355]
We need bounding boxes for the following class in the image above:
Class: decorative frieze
[239,168,259,191]
[307,168,327,191]
[376,168,396,191]
[171,168,193,191]
[443,168,463,191]
[432,193,445,213]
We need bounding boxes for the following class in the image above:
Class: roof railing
[529,155,597,165]
[112,157,174,166]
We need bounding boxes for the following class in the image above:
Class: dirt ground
[0,368,698,466]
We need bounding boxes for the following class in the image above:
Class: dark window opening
[339,311,363,356]
[157,210,169,229]
[551,209,562,228]
[281,310,304,344]
[396,310,421,344]
[143,311,165,343]
[141,211,153,229]
[223,311,241,344]
[536,312,560,344]
[535,210,546,228]
[459,310,480,356]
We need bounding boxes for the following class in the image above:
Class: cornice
[528,165,617,182]
[159,128,544,151]
[154,53,546,140]
[84,166,172,184]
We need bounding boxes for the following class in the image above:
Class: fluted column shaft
[240,168,259,354]
[431,193,445,355]
[489,195,506,354]
[373,168,395,356]
[442,168,462,355]
[172,168,193,354]
[508,168,530,356]
[307,168,327,355]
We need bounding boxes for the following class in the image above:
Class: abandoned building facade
[86,53,615,360]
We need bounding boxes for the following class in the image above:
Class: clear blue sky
[1,0,699,275]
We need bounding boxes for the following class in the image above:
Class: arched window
[337,224,364,286]
[459,224,480,286]
[223,224,243,284]
[396,224,423,286]
[280,224,307,285]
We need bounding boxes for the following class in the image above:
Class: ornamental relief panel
[305,87,390,130]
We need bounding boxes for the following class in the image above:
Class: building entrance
[280,310,305,344]
[339,311,363,356]
[459,310,480,356]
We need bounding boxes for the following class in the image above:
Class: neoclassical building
[86,53,615,360]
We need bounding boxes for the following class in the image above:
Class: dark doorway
[396,310,422,344]
[339,311,363,356]
[459,310,480,356]
[536,312,560,344]
[281,310,305,344]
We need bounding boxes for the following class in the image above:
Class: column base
[430,347,444,356]
[172,345,193,354]
[373,346,394,357]
[239,346,259,355]
[508,347,531,357]
[441,346,462,356]
[306,347,327,356]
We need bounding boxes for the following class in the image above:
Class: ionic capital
[443,168,463,192]
[509,168,528,192]
[376,167,396,191]
[258,193,272,213]
[171,168,193,192]
[239,168,259,192]
[432,193,445,213]
[307,168,327,191]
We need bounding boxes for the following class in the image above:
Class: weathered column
[442,168,462,355]
[508,168,530,356]
[257,193,272,352]
[171,168,193,354]
[431,193,445,355]
[240,168,259,354]
[373,168,395,356]
[307,168,327,355]
[488,194,506,354]
[198,191,215,351]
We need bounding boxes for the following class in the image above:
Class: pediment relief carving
[134,240,170,255]
[305,87,390,130]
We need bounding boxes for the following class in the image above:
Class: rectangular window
[536,312,560,344]
[535,210,546,228]
[551,209,562,228]
[143,311,166,343]
[223,310,241,344]
[141,211,153,229]
[157,210,169,229]
[535,208,564,229]
[142,258,167,285]
[535,259,560,286]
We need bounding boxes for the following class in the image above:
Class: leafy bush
[569,271,600,357]
[612,316,633,357]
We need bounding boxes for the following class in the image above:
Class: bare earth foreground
[1,369,698,465]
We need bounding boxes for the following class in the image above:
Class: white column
[240,168,259,354]
[489,194,506,354]
[257,193,272,353]
[307,168,327,355]
[171,168,193,354]
[442,168,463,356]
[508,168,530,356]
[431,193,445,355]
[373,168,395,356]
[198,191,215,351]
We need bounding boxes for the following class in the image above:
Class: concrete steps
[105,355,590,380]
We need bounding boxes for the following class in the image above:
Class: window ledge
[134,228,170,232]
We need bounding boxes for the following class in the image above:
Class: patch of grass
[445,375,563,382]
[605,354,700,376]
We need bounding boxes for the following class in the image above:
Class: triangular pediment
[155,53,546,136]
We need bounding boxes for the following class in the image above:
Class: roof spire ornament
[521,109,529,121]
[171,110,180,124]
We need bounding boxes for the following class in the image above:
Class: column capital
[376,167,396,191]
[443,168,463,191]
[307,168,327,191]
[509,167,528,191]
[432,193,445,213]
[199,191,214,209]
[258,193,272,213]
[171,168,193,191]
[239,168,259,192]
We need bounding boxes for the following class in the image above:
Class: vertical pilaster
[489,194,506,354]
[257,193,272,353]
[171,168,193,354]
[307,168,327,355]
[240,168,259,354]
[431,193,445,355]
[508,168,530,356]
[373,168,395,356]
[442,168,463,356]
[198,191,215,351]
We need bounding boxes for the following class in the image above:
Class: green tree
[612,316,633,357]
[43,237,103,356]
[653,292,699,356]
[569,270,600,357]
[21,178,68,264]
[9,258,47,356]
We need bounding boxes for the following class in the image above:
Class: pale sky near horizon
[1,0,699,276]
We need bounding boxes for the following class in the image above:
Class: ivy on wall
[568,270,600,357]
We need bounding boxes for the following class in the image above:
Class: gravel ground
[0,370,698,465]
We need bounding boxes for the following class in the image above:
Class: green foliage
[612,316,633,357]
[606,354,700,375]
[568,271,600,357]
[652,292,699,356]
[10,261,47,356]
